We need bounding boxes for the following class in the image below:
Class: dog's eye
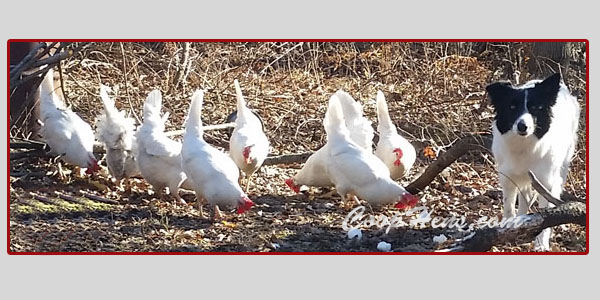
[509,105,516,110]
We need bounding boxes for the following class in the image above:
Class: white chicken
[135,89,191,204]
[285,147,331,193]
[182,90,254,219]
[374,91,416,180]
[285,90,374,193]
[323,93,418,209]
[39,68,99,177]
[229,80,270,192]
[95,85,139,186]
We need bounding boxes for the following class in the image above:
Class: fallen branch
[29,192,60,205]
[164,122,236,137]
[54,191,87,205]
[406,134,492,194]
[439,201,586,252]
[79,191,119,205]
[264,152,313,166]
[9,149,47,160]
[438,171,586,252]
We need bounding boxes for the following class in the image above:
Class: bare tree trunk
[10,42,43,139]
[528,42,572,78]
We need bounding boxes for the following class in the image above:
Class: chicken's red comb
[285,178,300,193]
[243,146,252,158]
[393,148,404,157]
[237,197,254,214]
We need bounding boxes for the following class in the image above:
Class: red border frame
[7,39,589,255]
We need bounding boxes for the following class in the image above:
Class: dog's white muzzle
[513,113,535,136]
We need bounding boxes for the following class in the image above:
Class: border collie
[487,73,580,251]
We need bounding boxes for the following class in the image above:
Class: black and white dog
[487,73,580,251]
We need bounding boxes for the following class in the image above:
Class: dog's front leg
[499,176,519,219]
[533,177,561,251]
[517,185,535,215]
[534,196,555,251]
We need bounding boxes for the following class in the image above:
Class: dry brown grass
[9,42,587,252]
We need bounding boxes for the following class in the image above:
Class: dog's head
[487,73,561,139]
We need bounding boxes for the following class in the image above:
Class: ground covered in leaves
[9,42,587,252]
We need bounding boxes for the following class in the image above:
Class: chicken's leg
[197,197,205,218]
[322,188,337,198]
[211,205,224,221]
[168,185,187,205]
[120,178,134,194]
[348,194,360,205]
[74,166,86,177]
[117,178,125,191]
[172,191,187,205]
[339,192,359,209]
[57,161,67,181]
[244,173,254,194]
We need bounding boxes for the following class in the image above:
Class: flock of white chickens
[38,67,418,220]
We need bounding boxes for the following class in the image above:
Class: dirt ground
[9,42,587,252]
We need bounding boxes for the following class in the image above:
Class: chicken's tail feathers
[96,86,136,148]
[324,93,346,135]
[99,85,118,117]
[335,90,361,121]
[376,90,395,133]
[40,68,54,97]
[234,79,248,118]
[39,68,62,108]
[143,90,163,120]
[185,89,205,135]
[335,89,374,148]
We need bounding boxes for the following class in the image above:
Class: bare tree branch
[439,201,586,252]
[406,134,492,194]
[528,170,565,206]
[163,122,236,137]
[437,173,586,252]
[264,152,313,166]
[9,42,47,78]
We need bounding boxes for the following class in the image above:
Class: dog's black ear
[486,81,514,107]
[535,73,561,105]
